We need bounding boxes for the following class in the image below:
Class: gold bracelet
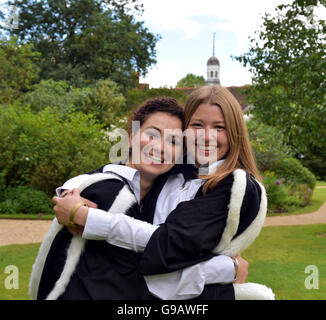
[69,202,87,227]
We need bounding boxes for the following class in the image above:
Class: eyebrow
[144,125,161,132]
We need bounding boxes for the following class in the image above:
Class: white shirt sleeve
[83,208,159,252]
[82,208,235,300]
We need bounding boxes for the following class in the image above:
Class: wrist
[71,203,89,227]
[232,257,239,281]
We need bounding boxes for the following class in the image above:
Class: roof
[207,56,220,66]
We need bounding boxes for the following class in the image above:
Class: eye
[190,123,202,128]
[215,125,225,131]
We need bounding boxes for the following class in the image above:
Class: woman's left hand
[52,188,85,226]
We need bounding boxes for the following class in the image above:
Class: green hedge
[272,158,316,190]
[0,186,53,215]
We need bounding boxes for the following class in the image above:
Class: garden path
[0,187,326,246]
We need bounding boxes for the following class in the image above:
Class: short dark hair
[128,97,185,133]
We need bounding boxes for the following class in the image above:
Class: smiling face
[129,112,183,180]
[186,103,229,166]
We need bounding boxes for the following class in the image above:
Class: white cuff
[202,255,235,284]
[82,208,111,240]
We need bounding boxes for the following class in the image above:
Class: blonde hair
[185,85,259,194]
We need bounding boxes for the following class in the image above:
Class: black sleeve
[80,179,124,211]
[139,174,234,275]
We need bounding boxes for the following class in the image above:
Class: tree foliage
[176,73,206,88]
[22,78,126,127]
[0,37,40,103]
[2,0,160,90]
[125,87,188,114]
[234,0,326,155]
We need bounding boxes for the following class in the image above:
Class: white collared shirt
[58,163,234,300]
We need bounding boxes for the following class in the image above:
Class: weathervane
[212,32,216,57]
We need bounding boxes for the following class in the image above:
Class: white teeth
[147,154,162,162]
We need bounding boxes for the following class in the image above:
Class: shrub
[272,158,316,190]
[22,79,90,114]
[262,171,313,213]
[301,146,326,181]
[263,172,290,212]
[0,104,112,195]
[286,183,313,208]
[247,119,293,172]
[0,186,53,215]
[77,79,126,128]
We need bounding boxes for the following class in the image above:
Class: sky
[137,0,326,88]
[1,0,325,88]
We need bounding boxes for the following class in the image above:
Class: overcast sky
[138,0,326,88]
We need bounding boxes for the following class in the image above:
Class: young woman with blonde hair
[39,85,274,300]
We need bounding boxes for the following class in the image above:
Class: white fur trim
[29,218,63,300]
[221,180,267,256]
[234,282,275,300]
[57,173,123,195]
[46,237,86,300]
[109,184,137,214]
[213,169,247,253]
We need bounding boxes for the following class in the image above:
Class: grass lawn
[0,243,39,300]
[243,224,326,300]
[0,214,54,220]
[0,224,325,300]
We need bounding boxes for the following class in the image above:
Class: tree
[176,73,206,88]
[0,37,40,103]
[1,0,160,91]
[234,0,326,156]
